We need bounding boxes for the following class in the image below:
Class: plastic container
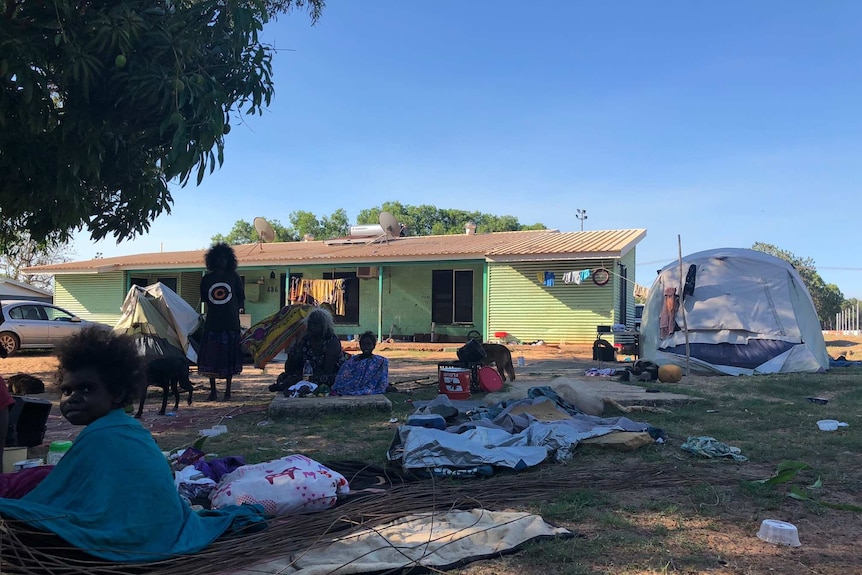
[199,424,228,437]
[438,368,471,400]
[477,366,504,392]
[47,440,73,465]
[756,520,801,547]
[14,458,43,471]
[517,356,525,367]
[406,414,447,430]
[816,419,849,431]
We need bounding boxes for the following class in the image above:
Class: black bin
[457,339,486,364]
[6,396,53,448]
[592,339,616,362]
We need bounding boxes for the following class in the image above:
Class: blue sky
[73,1,862,298]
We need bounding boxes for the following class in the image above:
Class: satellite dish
[254,217,276,243]
[378,212,401,239]
[247,217,276,253]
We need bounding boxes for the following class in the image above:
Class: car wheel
[0,332,20,355]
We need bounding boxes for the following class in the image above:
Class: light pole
[576,209,588,231]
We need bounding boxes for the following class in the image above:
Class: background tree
[1,235,72,292]
[752,242,844,326]
[214,205,545,244]
[211,218,291,245]
[355,202,546,235]
[0,0,323,254]
[283,208,350,240]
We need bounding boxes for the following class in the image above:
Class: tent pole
[678,235,691,376]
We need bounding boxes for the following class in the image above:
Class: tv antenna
[251,217,276,252]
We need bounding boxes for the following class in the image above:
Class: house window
[432,269,474,325]
[323,272,359,324]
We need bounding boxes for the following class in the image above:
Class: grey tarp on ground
[223,509,571,575]
[390,393,651,470]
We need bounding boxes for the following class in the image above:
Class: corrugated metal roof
[24,229,647,273]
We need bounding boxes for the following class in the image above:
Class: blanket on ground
[389,389,652,472]
[0,409,265,562]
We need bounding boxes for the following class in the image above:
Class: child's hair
[55,327,143,408]
[204,242,238,273]
[359,331,376,345]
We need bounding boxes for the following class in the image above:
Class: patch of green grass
[535,488,614,522]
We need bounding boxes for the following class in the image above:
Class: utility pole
[576,209,588,231]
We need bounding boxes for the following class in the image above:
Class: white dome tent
[640,248,828,375]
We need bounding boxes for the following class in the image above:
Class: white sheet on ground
[223,509,571,575]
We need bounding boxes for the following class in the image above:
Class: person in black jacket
[198,243,244,401]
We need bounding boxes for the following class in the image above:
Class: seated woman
[270,307,346,395]
[0,327,264,563]
[331,331,389,396]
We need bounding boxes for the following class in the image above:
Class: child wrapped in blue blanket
[0,327,265,562]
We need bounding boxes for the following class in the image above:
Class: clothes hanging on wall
[544,272,555,286]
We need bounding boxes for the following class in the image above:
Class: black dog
[480,343,517,382]
[137,356,194,418]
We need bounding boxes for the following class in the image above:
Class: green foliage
[211,209,348,244]
[745,461,862,512]
[355,201,547,235]
[0,0,323,253]
[211,218,291,244]
[751,242,844,326]
[214,205,543,244]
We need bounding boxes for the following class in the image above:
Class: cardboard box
[3,447,28,473]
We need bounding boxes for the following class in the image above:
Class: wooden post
[678,235,691,376]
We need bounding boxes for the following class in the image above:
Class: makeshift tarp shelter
[640,248,829,375]
[114,283,203,363]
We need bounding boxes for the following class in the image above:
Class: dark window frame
[322,272,359,325]
[432,269,474,325]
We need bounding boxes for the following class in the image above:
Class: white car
[0,300,112,354]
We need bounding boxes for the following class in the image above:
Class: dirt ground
[2,334,860,575]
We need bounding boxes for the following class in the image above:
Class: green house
[25,228,646,345]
